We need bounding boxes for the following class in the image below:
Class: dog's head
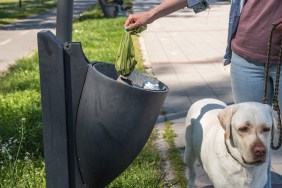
[217,102,277,166]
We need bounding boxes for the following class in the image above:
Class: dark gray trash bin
[37,30,168,188]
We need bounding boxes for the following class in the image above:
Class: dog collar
[224,139,243,165]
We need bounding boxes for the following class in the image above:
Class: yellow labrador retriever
[184,98,277,188]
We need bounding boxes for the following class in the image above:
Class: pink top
[231,0,282,63]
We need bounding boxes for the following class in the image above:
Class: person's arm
[124,0,188,30]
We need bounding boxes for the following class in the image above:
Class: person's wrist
[147,9,157,24]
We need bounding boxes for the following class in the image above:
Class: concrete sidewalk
[133,0,282,187]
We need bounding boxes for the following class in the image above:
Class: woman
[124,0,282,187]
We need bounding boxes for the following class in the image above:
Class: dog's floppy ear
[217,105,237,140]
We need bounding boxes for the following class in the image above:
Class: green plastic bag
[115,26,147,76]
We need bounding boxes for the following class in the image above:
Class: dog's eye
[239,127,249,132]
[262,127,271,132]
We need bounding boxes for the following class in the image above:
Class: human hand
[273,18,282,32]
[124,12,153,30]
[275,22,282,32]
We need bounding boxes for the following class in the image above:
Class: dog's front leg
[184,122,196,188]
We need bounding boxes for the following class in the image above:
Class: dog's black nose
[253,145,266,157]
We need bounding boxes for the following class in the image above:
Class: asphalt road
[0,0,97,72]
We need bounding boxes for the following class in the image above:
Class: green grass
[108,129,164,187]
[73,4,145,72]
[162,122,188,188]
[0,4,161,187]
[0,0,57,27]
[0,119,45,188]
[0,54,45,187]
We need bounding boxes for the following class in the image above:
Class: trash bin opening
[91,62,168,92]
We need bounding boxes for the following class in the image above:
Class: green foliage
[0,118,45,187]
[0,0,57,27]
[0,134,45,188]
[162,122,177,147]
[73,4,145,73]
[77,4,105,20]
[108,129,164,187]
[73,17,127,63]
[0,157,46,188]
[162,122,188,188]
[0,1,152,187]
[0,90,41,125]
[0,54,42,158]
[0,54,40,94]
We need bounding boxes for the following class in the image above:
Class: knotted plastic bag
[115,26,147,76]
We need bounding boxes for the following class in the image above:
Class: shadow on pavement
[0,0,97,30]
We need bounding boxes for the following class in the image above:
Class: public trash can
[38,30,168,188]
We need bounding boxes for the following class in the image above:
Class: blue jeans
[230,52,282,188]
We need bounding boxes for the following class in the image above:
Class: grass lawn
[0,4,164,187]
[0,0,56,27]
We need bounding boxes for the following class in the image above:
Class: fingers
[273,18,282,32]
[124,13,149,30]
[126,22,142,31]
[275,23,282,32]
[124,14,142,30]
[124,14,134,27]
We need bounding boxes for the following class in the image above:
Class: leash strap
[263,24,282,150]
